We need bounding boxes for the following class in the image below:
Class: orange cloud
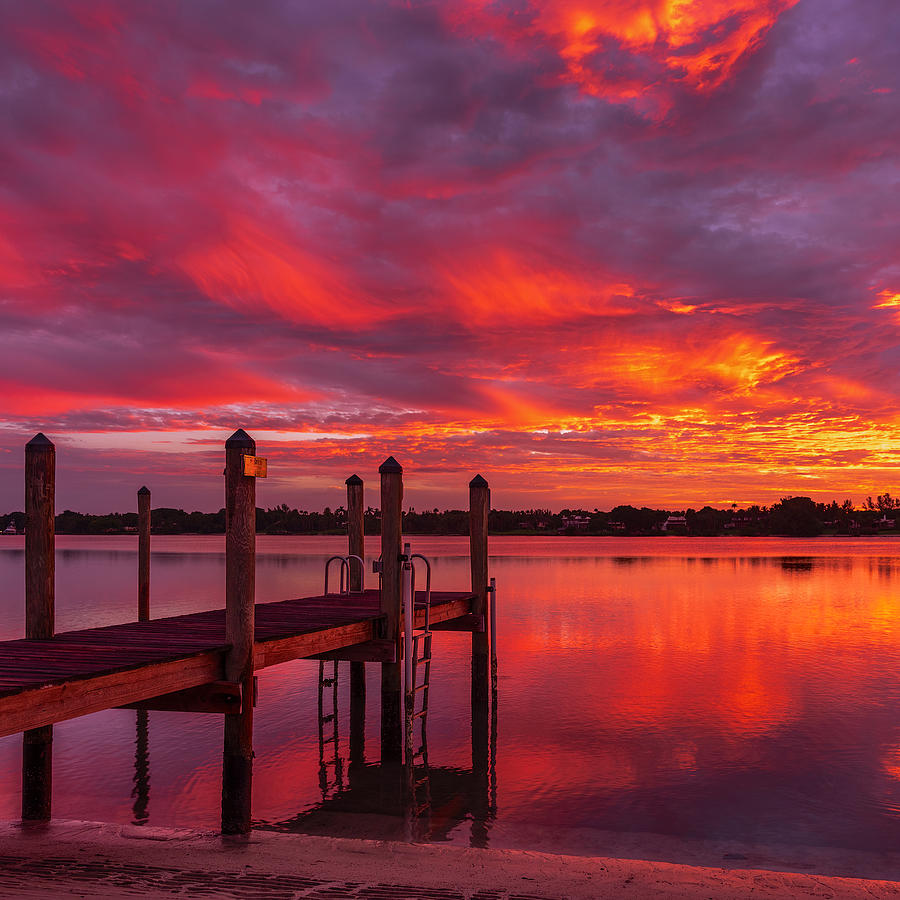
[448,0,800,105]
[177,216,395,329]
[443,249,636,324]
[873,289,900,309]
[556,331,802,396]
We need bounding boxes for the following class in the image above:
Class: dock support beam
[379,457,403,762]
[138,486,150,622]
[469,474,490,789]
[222,429,256,835]
[23,433,55,823]
[346,474,366,766]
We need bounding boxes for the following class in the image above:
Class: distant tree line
[1,493,899,537]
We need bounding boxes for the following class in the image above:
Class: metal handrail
[345,554,365,592]
[410,553,432,633]
[324,555,349,596]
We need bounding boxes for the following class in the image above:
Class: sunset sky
[1,0,898,514]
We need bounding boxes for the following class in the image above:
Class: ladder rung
[413,683,428,693]
[413,710,428,719]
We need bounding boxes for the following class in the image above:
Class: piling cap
[26,433,54,449]
[469,474,489,489]
[378,456,403,474]
[225,428,255,449]
[345,474,363,486]
[137,485,150,495]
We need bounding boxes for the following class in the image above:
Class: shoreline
[0,820,898,898]
[3,531,899,538]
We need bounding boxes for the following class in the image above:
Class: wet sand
[1,820,899,898]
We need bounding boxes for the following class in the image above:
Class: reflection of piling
[221,429,256,835]
[489,577,497,693]
[22,433,55,823]
[346,474,366,766]
[379,457,403,762]
[132,710,150,824]
[138,486,150,622]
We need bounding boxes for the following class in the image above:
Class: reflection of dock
[3,431,496,836]
[270,762,495,844]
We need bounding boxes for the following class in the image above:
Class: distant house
[2,522,17,535]
[607,521,626,532]
[662,515,687,532]
[877,514,896,529]
[560,515,591,531]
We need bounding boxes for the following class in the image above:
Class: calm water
[2,535,900,860]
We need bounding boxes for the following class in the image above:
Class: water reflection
[263,659,498,847]
[3,536,900,858]
[779,557,815,572]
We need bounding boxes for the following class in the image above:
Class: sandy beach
[1,820,899,899]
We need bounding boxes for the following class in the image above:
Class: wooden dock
[0,589,476,739]
[4,429,495,834]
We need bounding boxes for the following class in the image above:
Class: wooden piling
[25,435,54,640]
[379,457,403,762]
[346,474,366,765]
[469,474,490,772]
[138,486,151,622]
[222,429,256,835]
[22,433,55,822]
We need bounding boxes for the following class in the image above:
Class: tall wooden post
[346,474,366,765]
[379,457,403,762]
[469,474,490,783]
[222,429,256,834]
[23,433,55,822]
[138,486,151,622]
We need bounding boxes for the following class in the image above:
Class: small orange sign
[242,455,267,478]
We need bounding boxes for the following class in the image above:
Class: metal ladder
[402,544,433,825]
[316,554,365,799]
